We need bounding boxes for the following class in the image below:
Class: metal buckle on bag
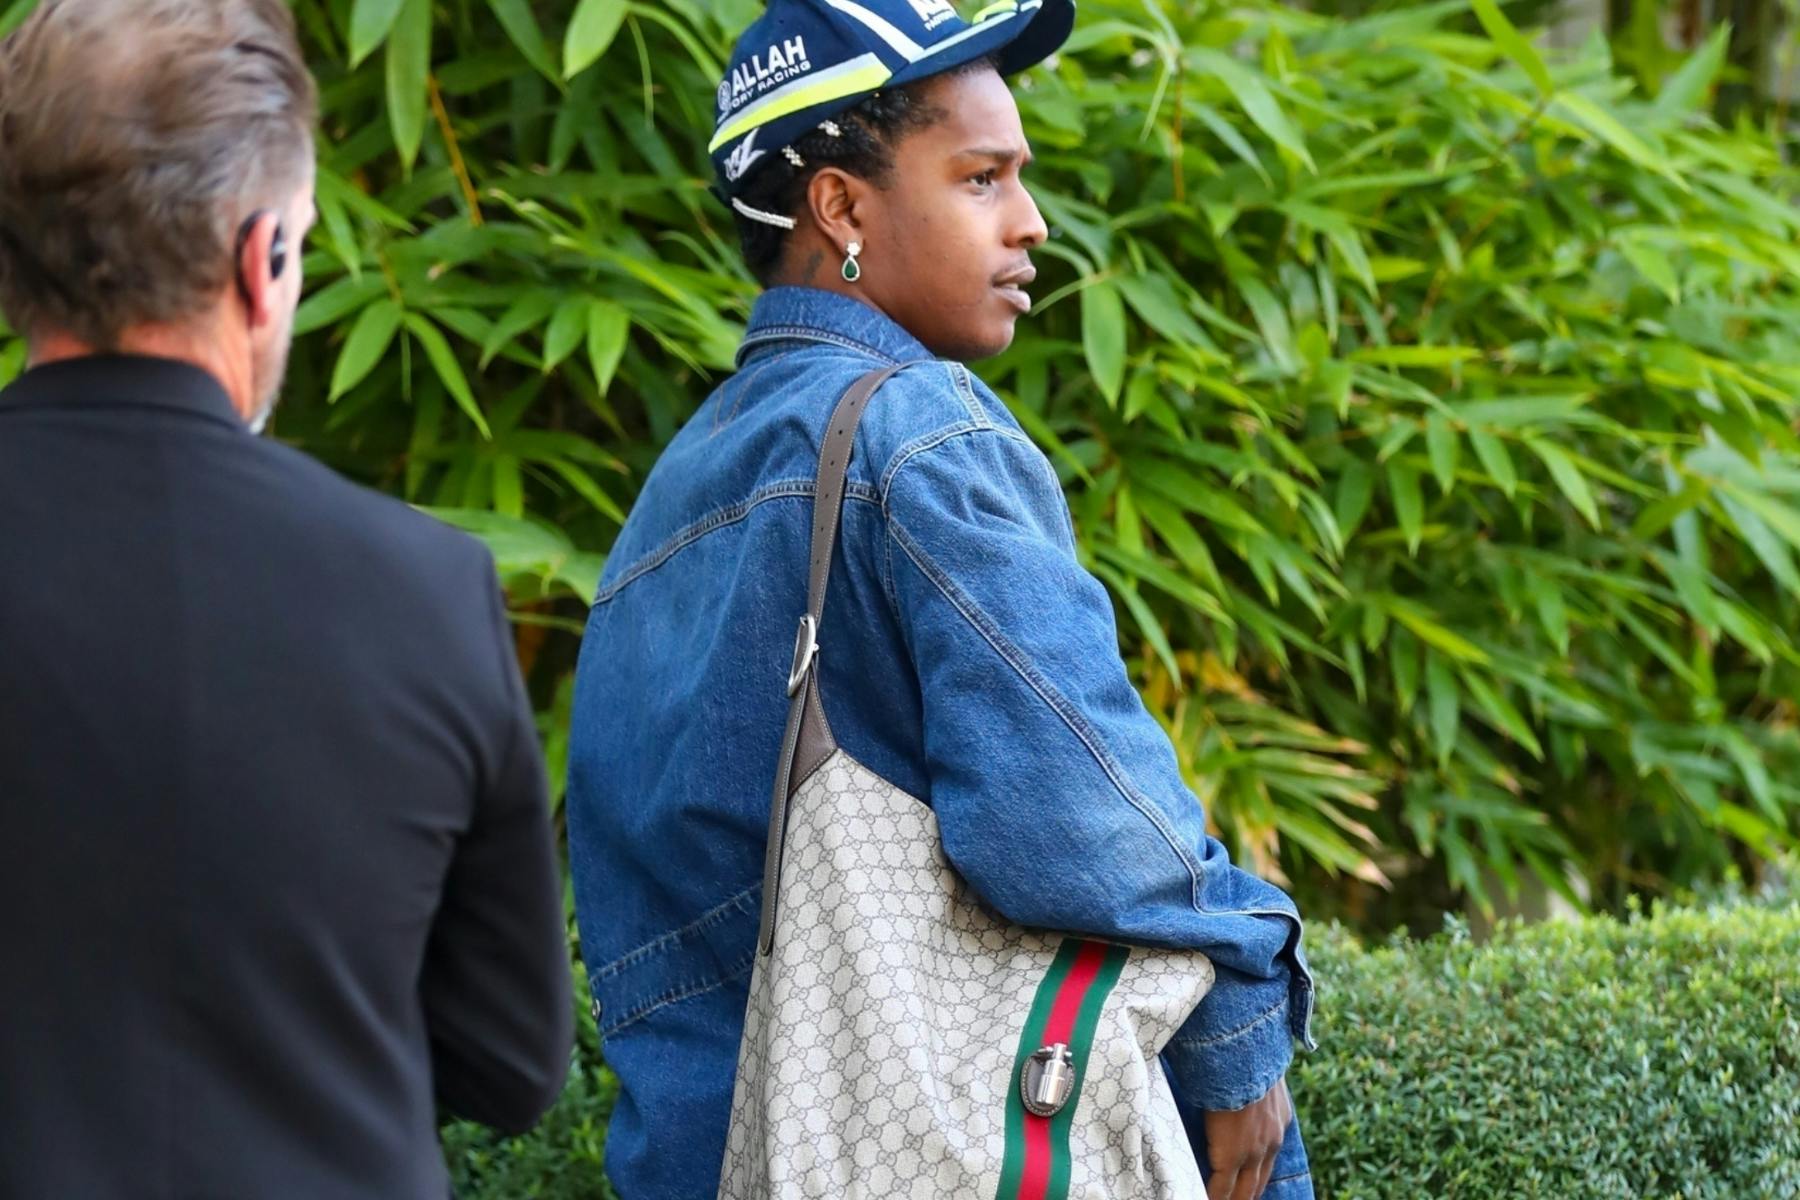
[1020,1043,1076,1117]
[786,615,818,697]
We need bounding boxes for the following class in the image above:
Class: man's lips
[994,264,1037,313]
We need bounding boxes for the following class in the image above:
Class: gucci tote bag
[719,366,1216,1199]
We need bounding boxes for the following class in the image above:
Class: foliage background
[4,0,1800,922]
[4,0,1800,1189]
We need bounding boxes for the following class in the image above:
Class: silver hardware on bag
[1020,1043,1076,1117]
[786,615,819,697]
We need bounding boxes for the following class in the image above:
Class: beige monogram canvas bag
[718,367,1217,1200]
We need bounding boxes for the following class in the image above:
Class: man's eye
[971,170,997,187]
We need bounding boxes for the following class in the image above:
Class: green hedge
[1296,902,1800,1198]
[444,901,1800,1198]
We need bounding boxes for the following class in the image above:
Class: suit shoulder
[252,438,492,582]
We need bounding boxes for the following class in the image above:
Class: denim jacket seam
[947,362,989,427]
[882,510,1208,902]
[598,951,757,1038]
[876,422,1037,502]
[737,327,901,365]
[592,884,761,981]
[1169,996,1288,1051]
[595,481,812,604]
[1269,1172,1312,1186]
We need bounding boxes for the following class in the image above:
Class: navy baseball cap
[711,0,1074,200]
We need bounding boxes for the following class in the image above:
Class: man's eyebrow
[955,144,1032,167]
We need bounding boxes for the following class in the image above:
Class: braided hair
[730,56,998,284]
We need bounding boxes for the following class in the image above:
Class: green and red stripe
[995,938,1131,1200]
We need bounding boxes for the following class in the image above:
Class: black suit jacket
[0,356,573,1199]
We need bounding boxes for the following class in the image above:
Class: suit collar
[0,354,245,430]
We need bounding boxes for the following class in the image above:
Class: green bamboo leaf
[1555,93,1685,189]
[1091,562,1182,682]
[349,0,406,67]
[1468,430,1516,497]
[1467,0,1554,96]
[1387,461,1424,554]
[1352,345,1481,368]
[543,297,590,374]
[1425,654,1460,769]
[1115,274,1213,351]
[1185,47,1315,171]
[1527,439,1600,528]
[329,300,403,400]
[385,0,431,170]
[405,315,490,439]
[565,0,628,79]
[1462,671,1543,759]
[1388,600,1491,665]
[1652,24,1729,121]
[587,301,630,396]
[1082,280,1128,407]
[486,0,561,84]
[1426,416,1459,495]
[1618,239,1679,303]
[1526,573,1569,653]
[481,294,558,369]
[1335,460,1375,539]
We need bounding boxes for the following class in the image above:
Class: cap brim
[885,0,1074,90]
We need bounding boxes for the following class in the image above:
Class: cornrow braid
[729,56,997,284]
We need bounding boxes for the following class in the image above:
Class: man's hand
[1204,1076,1294,1200]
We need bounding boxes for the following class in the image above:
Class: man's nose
[1012,184,1049,249]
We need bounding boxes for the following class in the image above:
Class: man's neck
[30,324,254,422]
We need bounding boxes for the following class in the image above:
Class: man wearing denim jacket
[566,2,1315,1197]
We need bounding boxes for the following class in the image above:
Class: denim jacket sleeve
[878,416,1315,1118]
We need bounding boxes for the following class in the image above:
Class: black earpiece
[269,224,288,282]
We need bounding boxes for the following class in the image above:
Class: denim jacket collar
[736,286,935,369]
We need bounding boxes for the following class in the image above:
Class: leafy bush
[442,902,1800,1198]
[5,1,1799,920]
[1296,902,1800,1198]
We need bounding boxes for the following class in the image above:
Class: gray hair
[0,0,317,348]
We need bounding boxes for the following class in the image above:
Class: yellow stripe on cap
[709,54,893,153]
[969,0,1019,22]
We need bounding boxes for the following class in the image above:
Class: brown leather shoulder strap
[758,363,905,955]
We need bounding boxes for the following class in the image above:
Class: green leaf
[405,315,490,439]
[1185,47,1315,171]
[486,0,560,83]
[565,0,628,79]
[329,300,403,400]
[1528,439,1600,528]
[1462,671,1543,759]
[1469,430,1516,497]
[349,0,406,67]
[1426,654,1460,769]
[1426,416,1459,495]
[385,0,432,170]
[587,301,630,396]
[1389,600,1491,665]
[1082,280,1128,407]
[1555,93,1685,189]
[1618,239,1679,303]
[543,298,590,374]
[1468,0,1554,96]
[1387,461,1424,554]
[1652,24,1729,122]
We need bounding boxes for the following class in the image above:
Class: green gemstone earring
[841,241,862,283]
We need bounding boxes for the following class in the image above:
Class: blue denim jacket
[566,287,1315,1199]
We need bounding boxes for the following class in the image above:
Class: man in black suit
[0,3,573,1197]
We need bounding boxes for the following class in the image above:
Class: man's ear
[233,209,285,329]
[805,167,867,254]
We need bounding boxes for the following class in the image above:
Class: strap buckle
[786,615,818,698]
